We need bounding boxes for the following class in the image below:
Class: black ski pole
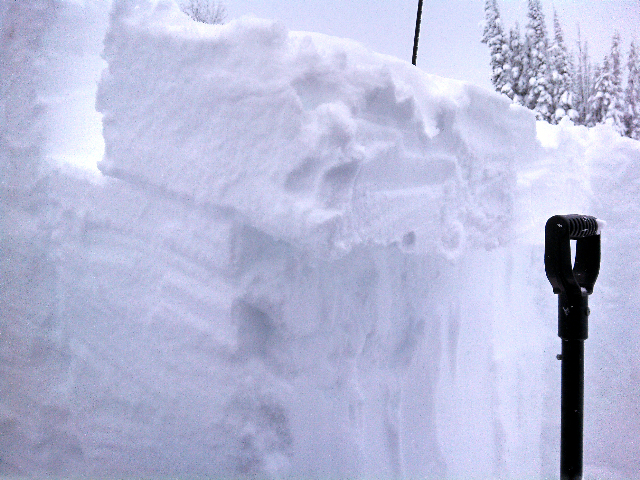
[544,214,602,480]
[412,0,424,65]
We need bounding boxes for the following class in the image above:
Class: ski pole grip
[545,215,601,297]
[564,214,600,239]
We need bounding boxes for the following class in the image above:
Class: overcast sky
[225,0,640,90]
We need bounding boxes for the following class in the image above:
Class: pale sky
[225,0,640,90]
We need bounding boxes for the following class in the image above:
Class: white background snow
[1,1,640,479]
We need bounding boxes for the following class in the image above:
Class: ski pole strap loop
[545,214,601,297]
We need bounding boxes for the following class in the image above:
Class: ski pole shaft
[560,338,584,480]
[558,291,588,480]
[412,0,424,65]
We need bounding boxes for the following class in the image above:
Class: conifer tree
[478,0,638,133]
[548,10,575,123]
[589,33,625,133]
[624,40,640,139]
[606,32,625,133]
[481,0,509,94]
[588,60,608,126]
[573,29,594,126]
[523,0,553,121]
[508,23,527,105]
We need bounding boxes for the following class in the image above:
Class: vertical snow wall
[1,0,639,478]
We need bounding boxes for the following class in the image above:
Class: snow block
[97,0,538,258]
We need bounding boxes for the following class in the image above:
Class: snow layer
[97,0,536,259]
[2,0,640,479]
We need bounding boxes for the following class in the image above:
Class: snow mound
[97,0,537,258]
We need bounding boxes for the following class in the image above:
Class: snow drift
[1,0,639,478]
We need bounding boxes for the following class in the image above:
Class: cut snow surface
[97,0,536,258]
[2,1,640,479]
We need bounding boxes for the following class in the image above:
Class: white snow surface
[97,0,536,259]
[2,1,640,479]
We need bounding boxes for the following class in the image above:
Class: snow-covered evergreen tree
[478,1,637,132]
[588,33,625,133]
[573,29,594,126]
[548,10,575,123]
[523,0,553,121]
[481,0,510,94]
[606,32,626,133]
[624,40,640,139]
[588,60,608,126]
[586,63,603,127]
[508,22,527,105]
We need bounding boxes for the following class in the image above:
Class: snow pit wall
[2,0,640,478]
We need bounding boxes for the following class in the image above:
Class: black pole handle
[545,214,601,297]
[545,214,603,480]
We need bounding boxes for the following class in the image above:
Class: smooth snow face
[2,1,640,479]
